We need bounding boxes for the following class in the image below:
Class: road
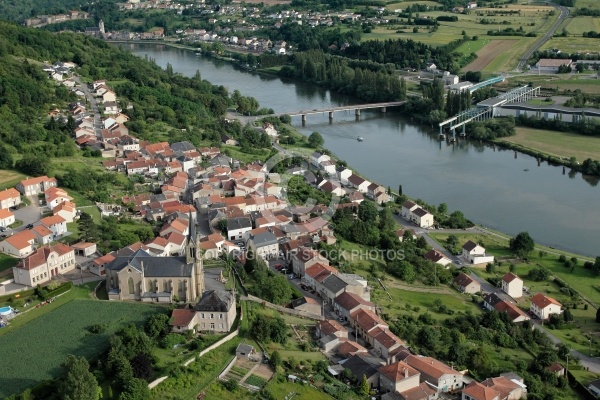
[74,76,103,137]
[516,2,570,71]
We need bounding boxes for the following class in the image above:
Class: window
[219,314,223,319]
[210,314,214,319]
[201,313,205,319]
[128,277,135,294]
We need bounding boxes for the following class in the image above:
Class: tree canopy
[509,232,535,258]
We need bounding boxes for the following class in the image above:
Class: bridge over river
[273,101,407,123]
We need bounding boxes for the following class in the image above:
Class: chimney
[404,368,408,379]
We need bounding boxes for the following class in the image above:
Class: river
[127,43,600,257]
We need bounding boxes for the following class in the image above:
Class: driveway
[8,204,44,234]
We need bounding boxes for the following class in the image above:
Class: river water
[127,43,600,257]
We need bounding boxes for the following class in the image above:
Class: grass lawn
[222,145,272,164]
[0,169,26,190]
[0,253,18,273]
[263,380,335,400]
[455,38,491,54]
[541,36,600,54]
[0,296,164,398]
[564,17,600,35]
[526,98,554,106]
[482,37,534,73]
[509,74,600,94]
[499,127,600,163]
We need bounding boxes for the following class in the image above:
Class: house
[587,379,600,397]
[403,355,463,393]
[396,228,417,242]
[454,272,480,294]
[483,293,530,323]
[311,152,330,167]
[425,249,452,267]
[12,243,75,287]
[32,225,53,245]
[53,201,77,223]
[291,246,329,276]
[347,174,371,193]
[411,207,434,228]
[401,201,418,219]
[16,176,57,196]
[227,217,252,240]
[501,272,523,299]
[335,340,368,358]
[535,59,572,73]
[338,168,353,185]
[170,308,197,333]
[0,230,37,257]
[350,308,388,344]
[291,296,321,315]
[426,63,437,72]
[340,354,384,390]
[334,291,375,322]
[379,361,420,395]
[0,188,21,210]
[193,290,237,332]
[316,319,348,339]
[372,328,406,360]
[44,187,73,210]
[247,230,279,260]
[467,1,477,9]
[40,215,68,237]
[546,363,565,377]
[480,375,527,400]
[462,240,494,264]
[304,262,337,289]
[381,383,437,400]
[462,381,500,400]
[530,293,562,320]
[0,209,15,228]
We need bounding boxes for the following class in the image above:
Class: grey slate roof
[249,231,278,247]
[228,217,252,231]
[106,249,193,278]
[171,141,196,152]
[194,290,234,312]
[321,274,348,294]
[340,354,384,380]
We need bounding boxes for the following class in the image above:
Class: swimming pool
[0,306,13,316]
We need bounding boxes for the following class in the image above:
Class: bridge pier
[381,107,387,113]
[355,109,361,116]
[301,114,306,124]
[329,111,333,120]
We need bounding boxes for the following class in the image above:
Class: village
[0,59,589,400]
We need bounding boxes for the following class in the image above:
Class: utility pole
[566,353,569,383]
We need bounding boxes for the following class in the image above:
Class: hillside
[0,20,238,182]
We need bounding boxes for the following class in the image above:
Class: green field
[508,74,600,94]
[455,38,492,55]
[541,36,600,54]
[564,16,600,35]
[501,127,600,162]
[0,298,164,398]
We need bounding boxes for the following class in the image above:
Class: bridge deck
[274,101,406,117]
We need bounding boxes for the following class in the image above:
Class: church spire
[186,212,196,264]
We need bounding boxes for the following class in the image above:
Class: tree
[359,374,371,396]
[447,234,458,247]
[596,307,600,323]
[358,200,378,224]
[563,308,574,323]
[15,154,51,177]
[437,203,447,215]
[398,184,403,196]
[145,313,170,339]
[0,144,13,169]
[56,355,100,400]
[130,354,153,380]
[270,350,282,368]
[308,131,324,148]
[119,378,151,400]
[509,232,535,258]
[78,212,100,242]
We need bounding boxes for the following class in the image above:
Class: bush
[161,333,186,349]
[87,324,108,334]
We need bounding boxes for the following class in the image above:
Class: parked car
[0,234,6,239]
[26,223,34,229]
[0,226,5,232]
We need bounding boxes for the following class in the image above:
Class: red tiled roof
[531,293,561,309]
[17,243,73,270]
[170,309,196,327]
[404,355,459,379]
[317,319,345,336]
[454,272,476,288]
[334,291,374,312]
[0,209,13,219]
[378,361,419,382]
[0,188,20,202]
[502,272,521,283]
[40,215,66,227]
[462,381,500,400]
[3,230,36,250]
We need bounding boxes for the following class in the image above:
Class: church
[105,216,204,302]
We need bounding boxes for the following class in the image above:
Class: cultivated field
[508,74,600,94]
[565,16,600,35]
[541,36,600,54]
[500,127,600,162]
[0,299,163,398]
[462,39,517,71]
[0,169,26,190]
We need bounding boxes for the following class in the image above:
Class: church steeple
[186,212,204,299]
